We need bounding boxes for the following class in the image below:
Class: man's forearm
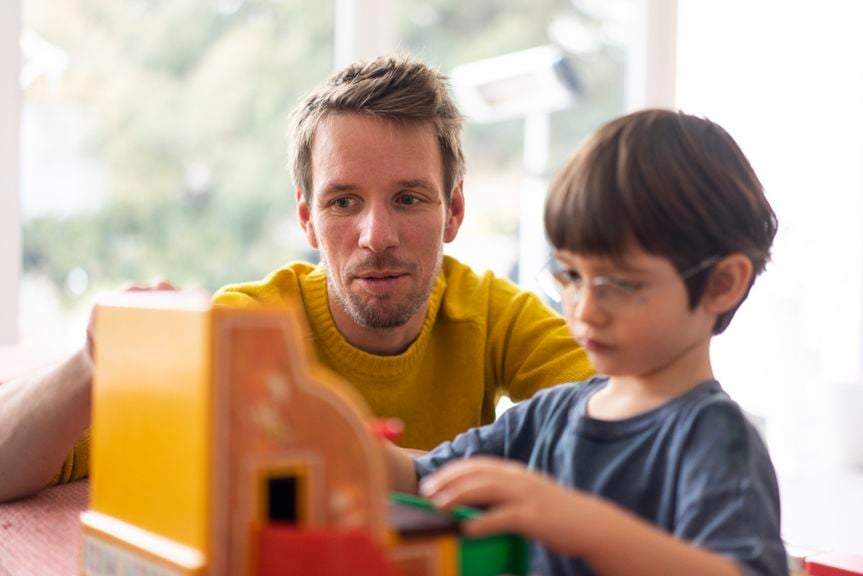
[0,349,92,502]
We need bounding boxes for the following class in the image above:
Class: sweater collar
[302,261,448,379]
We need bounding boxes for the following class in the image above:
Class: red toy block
[806,552,863,576]
[256,524,401,576]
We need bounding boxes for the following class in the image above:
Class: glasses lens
[537,262,563,303]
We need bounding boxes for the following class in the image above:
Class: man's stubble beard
[325,249,444,330]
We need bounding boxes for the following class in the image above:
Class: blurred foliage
[22,0,333,301]
[22,0,624,308]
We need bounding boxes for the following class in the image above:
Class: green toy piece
[389,492,530,576]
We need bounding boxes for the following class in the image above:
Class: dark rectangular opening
[267,476,299,523]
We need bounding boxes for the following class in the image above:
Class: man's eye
[331,197,353,209]
[396,194,419,206]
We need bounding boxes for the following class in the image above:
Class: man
[0,54,592,502]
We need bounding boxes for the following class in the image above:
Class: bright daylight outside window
[399,0,628,284]
[20,0,628,349]
[20,0,333,348]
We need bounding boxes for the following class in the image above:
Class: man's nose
[358,203,399,252]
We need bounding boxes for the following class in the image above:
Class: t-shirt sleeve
[674,403,786,576]
[414,386,571,481]
[486,287,593,402]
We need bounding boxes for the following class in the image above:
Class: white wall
[677,1,863,472]
[0,1,21,345]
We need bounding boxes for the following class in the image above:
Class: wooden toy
[79,291,528,575]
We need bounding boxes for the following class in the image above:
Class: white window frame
[625,0,678,111]
[0,0,21,345]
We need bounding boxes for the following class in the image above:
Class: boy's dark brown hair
[545,109,778,333]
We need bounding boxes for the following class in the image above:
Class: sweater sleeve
[50,430,90,486]
[487,285,594,402]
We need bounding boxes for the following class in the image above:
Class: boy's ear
[701,254,754,314]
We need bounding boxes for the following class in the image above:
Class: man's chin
[346,298,417,330]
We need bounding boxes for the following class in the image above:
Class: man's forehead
[313,112,437,145]
[309,113,444,191]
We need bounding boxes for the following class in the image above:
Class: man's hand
[84,279,176,367]
[0,279,177,502]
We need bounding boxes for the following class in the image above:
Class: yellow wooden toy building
[79,291,527,575]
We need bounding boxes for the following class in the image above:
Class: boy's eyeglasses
[537,256,721,317]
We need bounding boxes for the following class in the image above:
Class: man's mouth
[353,271,409,293]
[358,270,405,280]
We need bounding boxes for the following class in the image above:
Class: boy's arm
[561,493,742,576]
[385,442,420,494]
[0,349,93,502]
[422,457,743,576]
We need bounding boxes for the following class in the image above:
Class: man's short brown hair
[545,109,778,333]
[290,53,465,205]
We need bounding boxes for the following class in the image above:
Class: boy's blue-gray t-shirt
[415,377,787,576]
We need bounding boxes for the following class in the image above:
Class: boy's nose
[358,204,399,252]
[571,288,606,326]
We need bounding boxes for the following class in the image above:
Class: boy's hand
[419,456,594,556]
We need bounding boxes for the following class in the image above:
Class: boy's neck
[587,339,713,421]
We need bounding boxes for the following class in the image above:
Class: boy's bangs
[545,153,635,260]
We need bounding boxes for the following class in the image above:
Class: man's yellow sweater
[54,256,593,483]
[213,256,593,449]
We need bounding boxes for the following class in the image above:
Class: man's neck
[328,297,430,356]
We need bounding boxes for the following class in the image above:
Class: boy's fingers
[425,474,514,510]
[462,507,522,537]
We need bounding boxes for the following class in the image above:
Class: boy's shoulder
[515,376,609,418]
[667,381,748,429]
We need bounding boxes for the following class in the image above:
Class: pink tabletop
[0,480,89,575]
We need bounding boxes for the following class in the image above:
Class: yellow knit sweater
[213,256,594,449]
[54,256,593,484]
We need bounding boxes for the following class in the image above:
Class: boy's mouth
[578,335,613,354]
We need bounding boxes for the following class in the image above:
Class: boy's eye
[601,277,643,294]
[552,269,581,290]
[564,270,581,286]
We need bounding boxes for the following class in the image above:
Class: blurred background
[2,0,862,553]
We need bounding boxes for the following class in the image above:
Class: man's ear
[296,188,319,249]
[701,254,754,314]
[444,180,466,243]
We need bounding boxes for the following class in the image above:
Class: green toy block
[389,493,529,576]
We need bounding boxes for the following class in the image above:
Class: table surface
[1,347,862,574]
[0,480,88,576]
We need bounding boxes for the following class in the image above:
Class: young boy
[388,109,786,575]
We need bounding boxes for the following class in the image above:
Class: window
[19,0,334,347]
[12,0,637,350]
[399,0,629,288]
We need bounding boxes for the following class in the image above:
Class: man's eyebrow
[318,182,358,196]
[396,178,437,191]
